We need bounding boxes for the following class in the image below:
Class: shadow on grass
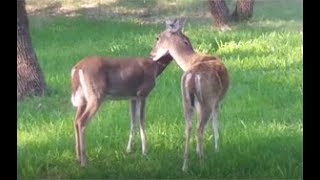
[27,0,207,23]
[26,0,302,25]
[17,127,302,179]
[254,0,302,21]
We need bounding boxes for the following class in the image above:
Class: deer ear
[165,19,175,29]
[166,18,184,33]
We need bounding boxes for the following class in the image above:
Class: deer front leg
[135,81,154,155]
[127,99,137,153]
[77,101,100,167]
[137,97,147,155]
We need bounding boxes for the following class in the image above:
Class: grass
[18,0,302,179]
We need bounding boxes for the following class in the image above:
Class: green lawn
[18,0,303,179]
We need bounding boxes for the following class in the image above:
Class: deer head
[150,18,194,63]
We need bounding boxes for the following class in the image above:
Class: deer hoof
[126,148,132,154]
[80,157,87,167]
[76,156,80,162]
[142,150,147,156]
[215,147,219,153]
[182,165,188,172]
[199,158,204,167]
[182,162,188,172]
[80,161,86,167]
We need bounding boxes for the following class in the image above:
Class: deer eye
[156,37,159,41]
[183,39,189,46]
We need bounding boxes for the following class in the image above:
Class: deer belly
[106,88,139,100]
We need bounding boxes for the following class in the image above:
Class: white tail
[71,55,172,166]
[150,19,230,171]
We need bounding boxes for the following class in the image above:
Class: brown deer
[71,54,173,166]
[150,19,230,171]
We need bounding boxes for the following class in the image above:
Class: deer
[150,19,230,171]
[70,54,174,167]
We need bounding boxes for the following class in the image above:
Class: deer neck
[155,61,170,77]
[155,55,173,77]
[169,47,196,72]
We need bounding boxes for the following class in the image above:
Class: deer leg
[195,101,211,166]
[77,100,100,167]
[182,99,193,172]
[181,74,194,172]
[212,103,220,152]
[74,103,86,161]
[127,99,137,153]
[137,98,147,155]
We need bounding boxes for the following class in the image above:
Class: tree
[231,0,255,22]
[208,0,231,29]
[17,0,46,101]
[208,0,255,29]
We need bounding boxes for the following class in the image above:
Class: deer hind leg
[77,100,100,167]
[182,95,193,172]
[195,100,211,166]
[181,73,194,172]
[71,80,87,162]
[72,68,103,166]
[212,103,220,152]
[137,97,147,155]
[127,99,137,153]
[74,103,86,161]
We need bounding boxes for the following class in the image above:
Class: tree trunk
[208,0,231,29]
[17,0,46,101]
[231,0,255,21]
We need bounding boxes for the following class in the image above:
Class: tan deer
[150,19,230,171]
[71,54,173,166]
